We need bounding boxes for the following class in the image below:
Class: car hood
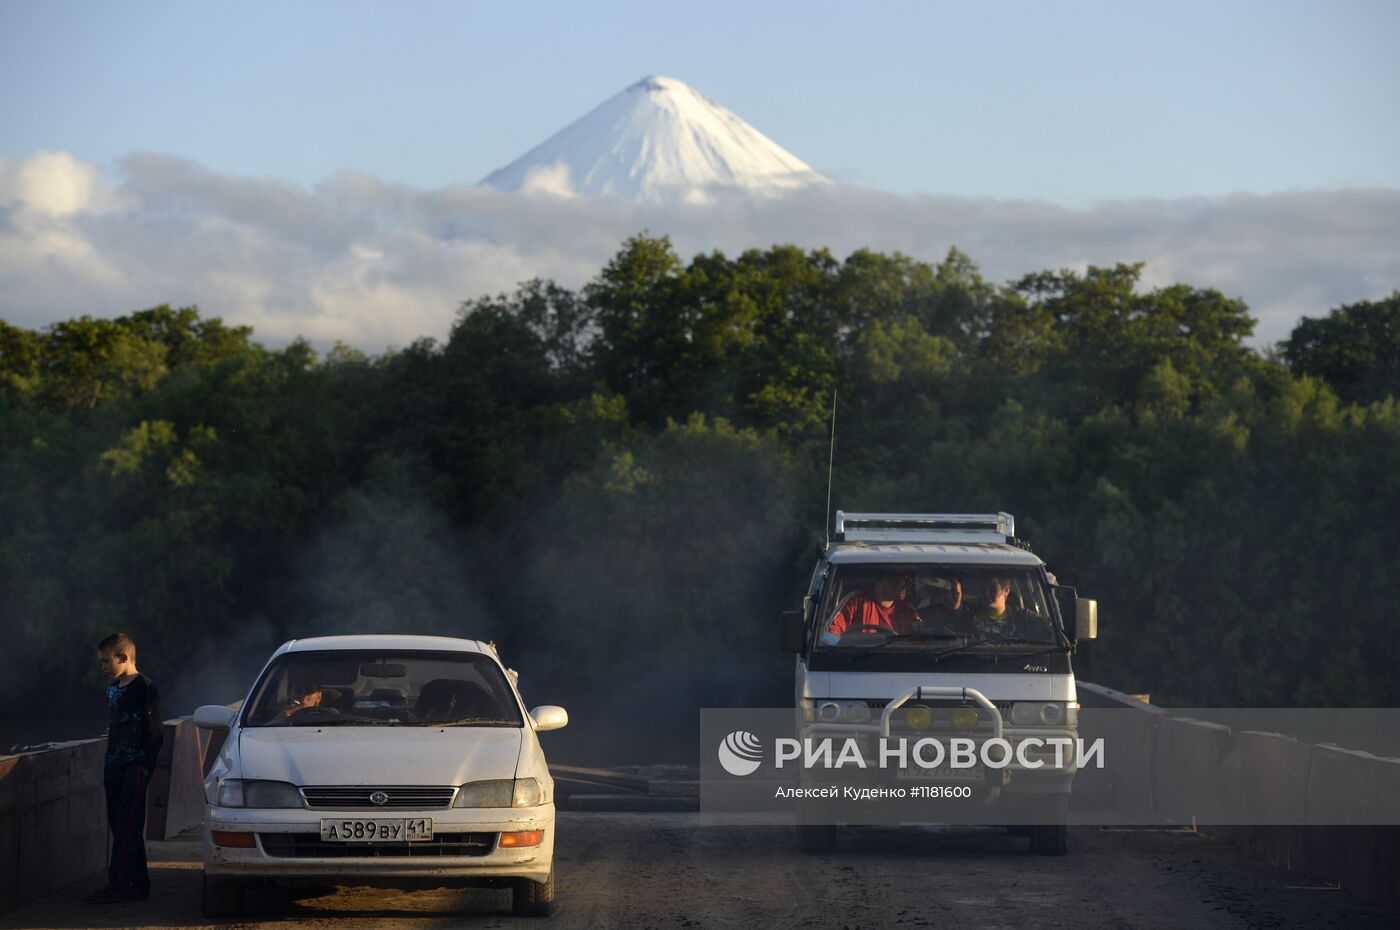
[237,726,524,785]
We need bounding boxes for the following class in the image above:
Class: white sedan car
[193,634,566,918]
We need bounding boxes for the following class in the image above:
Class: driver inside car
[821,573,917,643]
[279,683,330,719]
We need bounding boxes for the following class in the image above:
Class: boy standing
[88,632,164,903]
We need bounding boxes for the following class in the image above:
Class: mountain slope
[481,76,830,203]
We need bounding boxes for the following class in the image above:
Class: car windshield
[242,650,524,727]
[813,564,1059,652]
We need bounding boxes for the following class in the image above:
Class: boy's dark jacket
[105,674,163,770]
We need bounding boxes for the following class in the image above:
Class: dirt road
[3,813,1394,929]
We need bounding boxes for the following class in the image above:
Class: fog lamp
[904,706,933,730]
[950,706,980,729]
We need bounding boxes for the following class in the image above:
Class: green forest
[3,235,1397,757]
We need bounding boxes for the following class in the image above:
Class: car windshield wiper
[435,716,520,727]
[286,715,380,726]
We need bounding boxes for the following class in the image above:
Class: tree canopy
[2,242,1396,756]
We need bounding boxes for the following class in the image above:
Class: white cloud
[2,150,99,216]
[0,149,1396,350]
[519,162,576,198]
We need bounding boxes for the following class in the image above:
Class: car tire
[796,823,837,854]
[512,866,555,917]
[201,872,245,918]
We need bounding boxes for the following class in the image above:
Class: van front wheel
[1029,796,1069,855]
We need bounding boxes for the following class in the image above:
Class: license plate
[319,818,433,842]
[897,764,985,782]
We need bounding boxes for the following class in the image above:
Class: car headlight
[1008,702,1077,727]
[217,779,303,808]
[511,777,543,807]
[216,778,244,808]
[454,779,513,807]
[453,778,542,808]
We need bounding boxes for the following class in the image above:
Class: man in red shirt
[821,573,917,643]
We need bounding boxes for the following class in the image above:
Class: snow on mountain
[481,76,831,203]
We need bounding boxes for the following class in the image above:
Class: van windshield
[242,650,524,727]
[814,565,1059,652]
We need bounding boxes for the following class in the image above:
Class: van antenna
[824,387,837,546]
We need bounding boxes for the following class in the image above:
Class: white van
[779,512,1098,855]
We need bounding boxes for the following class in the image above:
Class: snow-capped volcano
[481,75,831,203]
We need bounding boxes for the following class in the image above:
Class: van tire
[201,873,244,918]
[1029,794,1069,855]
[512,867,555,917]
[797,823,837,853]
[1030,823,1068,855]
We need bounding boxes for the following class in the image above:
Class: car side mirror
[193,704,236,729]
[779,610,806,653]
[530,705,568,732]
[1075,599,1098,640]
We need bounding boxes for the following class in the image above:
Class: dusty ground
[2,813,1395,929]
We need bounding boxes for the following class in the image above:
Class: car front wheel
[512,866,555,917]
[201,872,245,918]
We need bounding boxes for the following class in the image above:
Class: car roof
[825,542,1044,567]
[276,635,496,657]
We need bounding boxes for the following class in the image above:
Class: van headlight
[1008,702,1077,727]
[815,700,871,724]
[217,779,303,808]
[454,778,543,808]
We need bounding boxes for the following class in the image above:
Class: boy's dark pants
[103,761,150,896]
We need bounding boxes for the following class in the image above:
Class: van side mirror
[193,704,236,729]
[1075,599,1098,640]
[779,610,806,653]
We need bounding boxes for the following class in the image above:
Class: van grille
[299,786,458,810]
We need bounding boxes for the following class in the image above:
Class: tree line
[2,237,1396,752]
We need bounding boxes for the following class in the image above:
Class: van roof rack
[833,511,1015,544]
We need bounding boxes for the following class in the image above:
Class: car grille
[299,786,458,810]
[259,832,495,858]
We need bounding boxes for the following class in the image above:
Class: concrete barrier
[1153,716,1231,825]
[1085,687,1400,909]
[0,715,212,913]
[1076,683,1167,821]
[146,719,206,841]
[1221,731,1311,827]
[0,739,109,913]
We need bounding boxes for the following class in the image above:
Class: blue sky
[2,1,1397,348]
[3,0,1397,205]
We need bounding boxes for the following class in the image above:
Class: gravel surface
[3,813,1395,929]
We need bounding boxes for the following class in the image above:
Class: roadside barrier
[1077,682,1400,908]
[0,717,207,913]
